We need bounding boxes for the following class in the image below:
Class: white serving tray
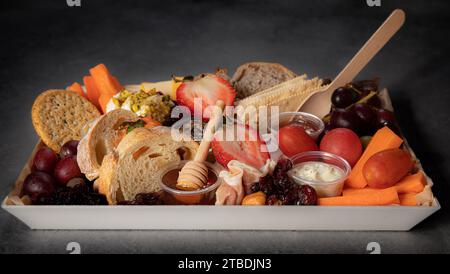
[1,88,441,230]
[2,199,440,230]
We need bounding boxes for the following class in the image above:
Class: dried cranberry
[250,182,260,193]
[134,192,163,205]
[266,195,281,205]
[296,185,318,205]
[258,175,274,195]
[273,158,292,179]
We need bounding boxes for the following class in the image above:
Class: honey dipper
[176,100,225,190]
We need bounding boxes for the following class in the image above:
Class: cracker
[31,89,100,151]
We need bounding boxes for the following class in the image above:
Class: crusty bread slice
[31,89,100,152]
[94,127,199,204]
[231,62,297,99]
[77,109,139,181]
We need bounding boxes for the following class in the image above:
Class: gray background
[0,0,449,253]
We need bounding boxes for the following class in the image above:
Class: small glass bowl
[274,112,325,140]
[288,151,351,198]
[158,160,223,205]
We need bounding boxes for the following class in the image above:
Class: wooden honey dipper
[176,100,225,191]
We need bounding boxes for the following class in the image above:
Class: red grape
[330,108,361,133]
[331,87,360,108]
[54,156,82,185]
[366,95,382,108]
[353,103,376,134]
[33,147,58,173]
[60,140,79,158]
[376,109,396,127]
[23,171,56,203]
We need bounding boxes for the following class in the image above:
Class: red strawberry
[176,74,236,121]
[211,123,270,169]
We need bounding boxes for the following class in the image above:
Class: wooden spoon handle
[194,100,225,162]
[330,9,405,90]
[299,9,405,117]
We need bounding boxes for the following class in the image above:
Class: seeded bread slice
[31,89,100,152]
[94,127,199,204]
[231,62,297,99]
[77,109,139,181]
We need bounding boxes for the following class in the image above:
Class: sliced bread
[77,109,139,181]
[31,89,101,152]
[94,127,199,204]
[231,62,297,99]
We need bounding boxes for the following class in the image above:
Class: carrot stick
[83,76,101,110]
[342,188,379,196]
[98,93,112,114]
[318,187,399,206]
[346,127,403,189]
[111,76,124,92]
[89,63,119,96]
[67,82,85,98]
[399,193,417,206]
[344,172,426,197]
[395,172,426,194]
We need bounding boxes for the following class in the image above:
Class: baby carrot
[318,187,399,206]
[67,82,85,98]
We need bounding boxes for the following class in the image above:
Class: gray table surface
[0,0,449,254]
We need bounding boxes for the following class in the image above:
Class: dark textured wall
[0,0,449,253]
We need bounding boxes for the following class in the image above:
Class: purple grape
[33,147,58,173]
[376,108,400,133]
[54,156,82,185]
[376,109,395,125]
[331,87,360,108]
[330,108,362,133]
[23,171,56,203]
[366,95,382,108]
[354,104,376,124]
[353,103,376,134]
[60,140,79,158]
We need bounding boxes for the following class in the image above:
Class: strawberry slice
[176,74,236,120]
[211,123,270,169]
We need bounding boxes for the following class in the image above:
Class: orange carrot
[395,172,426,194]
[67,82,85,98]
[318,187,399,206]
[344,172,426,196]
[342,188,379,196]
[141,117,161,128]
[89,64,119,96]
[98,93,112,114]
[399,193,417,206]
[111,76,124,91]
[346,127,403,189]
[83,76,101,110]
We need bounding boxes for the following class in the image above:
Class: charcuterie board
[1,87,440,231]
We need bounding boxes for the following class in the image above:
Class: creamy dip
[290,161,344,183]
